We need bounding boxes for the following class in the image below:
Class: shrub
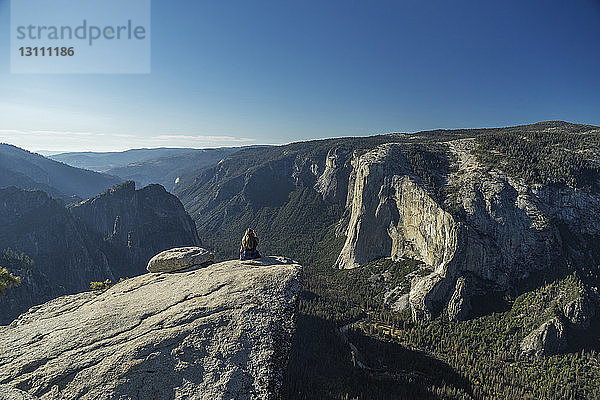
[0,267,21,296]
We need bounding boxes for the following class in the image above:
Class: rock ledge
[0,256,301,400]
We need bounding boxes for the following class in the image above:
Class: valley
[1,120,599,399]
[172,121,600,399]
[50,146,252,192]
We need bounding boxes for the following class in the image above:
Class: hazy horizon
[5,118,599,155]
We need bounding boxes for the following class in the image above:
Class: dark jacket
[240,248,261,261]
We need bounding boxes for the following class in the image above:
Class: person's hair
[241,228,259,251]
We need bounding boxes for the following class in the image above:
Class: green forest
[474,123,600,191]
[282,256,600,400]
[181,123,600,400]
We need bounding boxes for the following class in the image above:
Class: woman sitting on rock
[240,228,262,261]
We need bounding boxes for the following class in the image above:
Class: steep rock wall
[0,183,201,324]
[0,187,115,324]
[70,181,201,274]
[336,140,600,321]
[336,144,457,271]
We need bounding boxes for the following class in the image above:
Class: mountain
[105,148,245,191]
[0,257,301,400]
[0,182,200,324]
[70,181,201,268]
[174,121,600,399]
[0,144,122,200]
[50,147,250,191]
[49,148,202,172]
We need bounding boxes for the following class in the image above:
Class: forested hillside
[51,147,248,192]
[175,121,600,399]
[0,144,121,200]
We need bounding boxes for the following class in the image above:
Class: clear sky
[0,0,599,152]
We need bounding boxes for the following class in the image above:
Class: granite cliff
[176,122,600,354]
[335,137,600,325]
[0,182,200,324]
[70,181,200,270]
[0,257,302,400]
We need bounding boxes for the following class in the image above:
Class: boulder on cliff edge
[146,246,214,273]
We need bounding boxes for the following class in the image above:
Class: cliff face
[176,122,600,330]
[0,183,200,324]
[333,144,460,320]
[336,138,600,321]
[0,187,114,324]
[0,257,302,400]
[70,181,200,273]
[336,144,457,272]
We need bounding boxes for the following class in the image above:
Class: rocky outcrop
[70,181,201,274]
[0,384,39,400]
[0,257,302,400]
[561,285,598,330]
[336,139,600,322]
[563,297,594,330]
[447,276,471,322]
[520,317,567,357]
[514,275,600,355]
[147,247,214,273]
[314,147,353,203]
[0,183,201,324]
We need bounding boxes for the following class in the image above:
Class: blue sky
[0,0,599,152]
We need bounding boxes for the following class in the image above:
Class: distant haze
[49,146,250,191]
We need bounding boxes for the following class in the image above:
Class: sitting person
[240,228,262,261]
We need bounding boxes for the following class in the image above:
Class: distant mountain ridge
[105,148,245,191]
[50,147,259,191]
[0,143,122,200]
[50,148,207,172]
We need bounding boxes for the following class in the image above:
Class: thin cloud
[30,130,97,136]
[154,135,255,143]
[0,130,254,143]
[0,129,134,137]
[0,129,31,135]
